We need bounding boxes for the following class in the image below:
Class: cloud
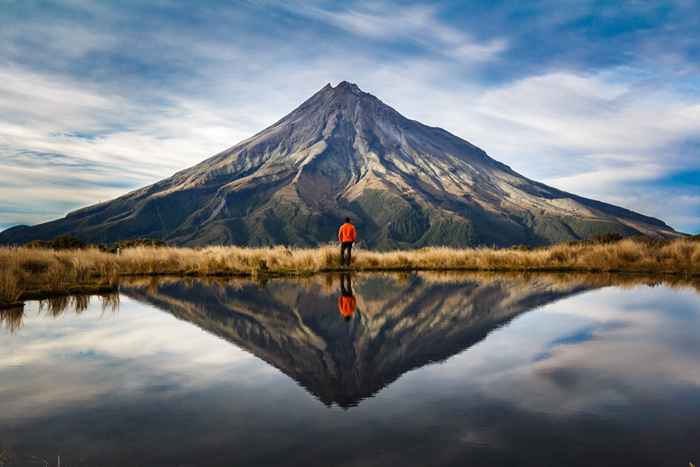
[419,285,700,416]
[473,72,700,231]
[476,72,700,156]
[0,296,266,420]
[0,0,699,233]
[0,64,262,225]
[371,69,700,230]
[294,2,507,64]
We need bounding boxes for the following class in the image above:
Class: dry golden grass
[1,238,698,305]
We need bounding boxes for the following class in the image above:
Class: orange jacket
[338,295,357,318]
[338,223,357,242]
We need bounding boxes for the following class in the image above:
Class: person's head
[345,217,351,223]
[344,315,351,322]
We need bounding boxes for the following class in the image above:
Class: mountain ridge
[0,81,678,247]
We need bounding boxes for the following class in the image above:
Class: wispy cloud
[296,2,507,64]
[373,69,700,231]
[0,0,698,232]
[0,296,264,420]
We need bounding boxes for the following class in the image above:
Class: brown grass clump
[0,269,22,306]
[0,238,698,304]
[0,247,119,307]
[0,306,24,333]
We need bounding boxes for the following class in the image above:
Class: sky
[1,0,699,233]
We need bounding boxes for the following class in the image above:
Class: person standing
[338,217,357,266]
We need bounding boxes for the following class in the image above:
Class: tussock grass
[1,238,698,306]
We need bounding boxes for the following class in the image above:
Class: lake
[1,273,698,467]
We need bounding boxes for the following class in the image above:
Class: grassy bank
[1,237,699,306]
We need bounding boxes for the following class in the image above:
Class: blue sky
[1,0,699,233]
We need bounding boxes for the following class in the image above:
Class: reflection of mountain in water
[123,274,591,408]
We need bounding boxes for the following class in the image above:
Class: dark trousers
[340,273,353,295]
[340,242,353,266]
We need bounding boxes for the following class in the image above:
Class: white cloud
[1,1,699,233]
[541,164,664,195]
[475,72,700,156]
[297,2,507,64]
[0,18,117,64]
[0,65,263,225]
[0,296,266,420]
[362,69,700,230]
[410,285,700,416]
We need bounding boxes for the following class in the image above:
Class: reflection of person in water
[338,274,357,321]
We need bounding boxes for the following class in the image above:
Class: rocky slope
[0,81,678,247]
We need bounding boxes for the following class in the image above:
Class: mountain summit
[1,82,677,247]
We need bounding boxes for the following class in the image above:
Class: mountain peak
[334,80,362,92]
[318,81,365,98]
[0,82,677,248]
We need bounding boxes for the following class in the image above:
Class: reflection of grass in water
[1,292,119,334]
[41,295,71,316]
[119,270,700,307]
[38,293,119,317]
[99,292,120,312]
[414,270,700,294]
[0,307,23,334]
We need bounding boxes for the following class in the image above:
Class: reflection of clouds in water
[400,286,700,416]
[0,296,270,420]
[0,280,698,466]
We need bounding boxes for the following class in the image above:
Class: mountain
[0,81,679,247]
[121,273,593,407]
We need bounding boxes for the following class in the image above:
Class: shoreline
[2,267,699,310]
[1,238,698,307]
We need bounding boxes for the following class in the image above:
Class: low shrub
[26,235,87,250]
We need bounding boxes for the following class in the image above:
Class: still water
[0,273,699,466]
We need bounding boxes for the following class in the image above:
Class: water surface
[1,273,698,466]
